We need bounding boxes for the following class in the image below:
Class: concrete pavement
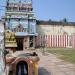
[36,50,75,75]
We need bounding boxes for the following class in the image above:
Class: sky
[0,0,75,22]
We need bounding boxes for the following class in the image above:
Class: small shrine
[6,51,39,75]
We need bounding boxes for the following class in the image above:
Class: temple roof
[8,0,32,3]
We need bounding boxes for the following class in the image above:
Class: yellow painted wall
[37,25,75,35]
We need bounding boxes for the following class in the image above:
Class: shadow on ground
[39,67,52,75]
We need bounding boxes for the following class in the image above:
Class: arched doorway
[16,61,28,75]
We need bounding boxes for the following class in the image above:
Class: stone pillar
[23,36,29,50]
[33,36,35,49]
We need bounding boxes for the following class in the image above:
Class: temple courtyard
[36,48,75,75]
[5,48,75,75]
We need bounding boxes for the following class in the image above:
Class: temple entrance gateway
[16,61,28,75]
[16,36,35,50]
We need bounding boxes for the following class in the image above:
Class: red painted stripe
[56,35,57,47]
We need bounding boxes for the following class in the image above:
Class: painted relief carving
[5,30,16,41]
[12,25,27,32]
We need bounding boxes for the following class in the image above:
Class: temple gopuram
[3,0,37,51]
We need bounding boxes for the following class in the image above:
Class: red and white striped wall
[35,34,75,48]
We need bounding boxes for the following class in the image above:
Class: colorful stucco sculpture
[5,30,17,52]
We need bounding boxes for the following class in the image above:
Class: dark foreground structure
[6,51,39,75]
